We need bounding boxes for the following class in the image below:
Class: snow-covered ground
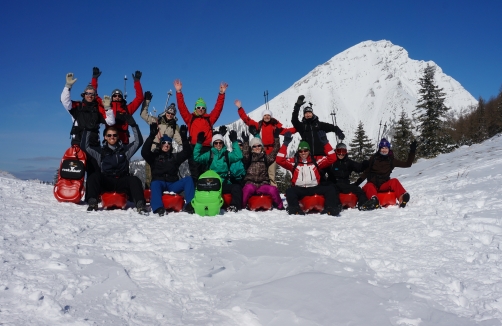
[2,136,502,325]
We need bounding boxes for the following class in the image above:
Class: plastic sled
[299,195,325,213]
[161,194,185,212]
[192,170,223,216]
[101,192,128,210]
[54,145,86,204]
[248,194,273,211]
[144,189,151,203]
[222,193,232,209]
[339,193,357,209]
[377,191,397,207]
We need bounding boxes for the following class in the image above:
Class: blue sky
[1,0,501,181]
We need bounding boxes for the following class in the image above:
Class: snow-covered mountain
[227,40,477,149]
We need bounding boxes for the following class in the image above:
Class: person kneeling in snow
[141,123,194,216]
[356,138,417,209]
[193,130,243,212]
[241,127,283,210]
[82,115,146,213]
[276,131,341,215]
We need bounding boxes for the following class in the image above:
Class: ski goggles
[336,148,347,155]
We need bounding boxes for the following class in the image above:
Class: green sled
[191,170,224,216]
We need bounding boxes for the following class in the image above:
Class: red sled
[144,189,151,203]
[161,194,185,212]
[101,192,128,209]
[299,195,325,213]
[222,193,232,209]
[247,194,273,211]
[339,193,358,209]
[377,191,397,207]
[53,145,86,204]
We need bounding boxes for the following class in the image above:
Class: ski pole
[330,109,338,143]
[124,75,128,100]
[164,90,173,111]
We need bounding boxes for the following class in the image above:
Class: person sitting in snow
[276,131,341,215]
[141,122,194,216]
[236,99,295,187]
[356,138,417,210]
[215,125,246,186]
[193,130,243,212]
[140,91,182,189]
[81,115,146,213]
[240,127,283,210]
[327,142,373,210]
[174,79,227,183]
[90,67,144,145]
[291,95,345,157]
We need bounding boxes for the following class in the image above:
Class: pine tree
[275,167,292,194]
[392,110,414,161]
[348,121,374,162]
[414,64,454,158]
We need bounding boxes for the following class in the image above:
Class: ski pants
[83,153,100,202]
[189,144,211,185]
[362,178,406,200]
[150,176,195,212]
[242,183,283,209]
[86,173,145,205]
[333,182,368,206]
[285,185,339,209]
[222,183,243,210]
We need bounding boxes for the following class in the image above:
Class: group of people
[61,67,417,216]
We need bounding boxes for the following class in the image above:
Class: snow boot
[321,205,342,216]
[226,205,238,213]
[136,200,148,215]
[399,193,410,208]
[153,207,166,216]
[359,196,379,211]
[287,206,305,215]
[183,202,195,214]
[87,198,98,212]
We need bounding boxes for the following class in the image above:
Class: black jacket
[291,104,341,156]
[141,135,191,182]
[70,100,105,147]
[327,156,365,185]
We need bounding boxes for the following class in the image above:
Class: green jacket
[193,141,243,184]
[230,160,246,183]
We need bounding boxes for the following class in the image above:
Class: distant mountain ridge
[226,40,477,150]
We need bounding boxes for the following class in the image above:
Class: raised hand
[144,91,153,101]
[149,122,159,137]
[132,71,142,81]
[65,73,77,89]
[229,130,238,142]
[180,125,188,141]
[283,131,293,146]
[92,67,102,79]
[102,95,111,110]
[219,125,228,137]
[241,131,249,143]
[197,131,206,144]
[219,81,228,94]
[249,125,258,136]
[173,79,182,92]
[296,95,306,106]
[234,99,242,108]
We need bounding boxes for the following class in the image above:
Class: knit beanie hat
[249,137,263,148]
[303,106,313,114]
[166,103,177,115]
[212,134,224,145]
[194,98,207,111]
[160,135,173,144]
[378,138,391,149]
[262,109,273,118]
[298,141,310,151]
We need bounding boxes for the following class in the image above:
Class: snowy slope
[2,135,502,325]
[227,40,477,150]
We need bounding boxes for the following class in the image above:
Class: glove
[241,131,249,143]
[410,140,417,153]
[65,73,77,89]
[132,70,142,82]
[102,95,111,111]
[296,95,306,106]
[180,125,188,141]
[197,132,206,144]
[318,130,329,145]
[125,114,137,127]
[283,131,293,146]
[249,125,258,136]
[219,125,228,137]
[149,122,158,137]
[334,126,345,140]
[144,91,152,101]
[273,127,282,139]
[92,67,101,79]
[229,130,238,142]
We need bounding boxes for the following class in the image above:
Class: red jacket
[177,91,225,147]
[238,107,296,154]
[276,143,336,187]
[92,77,144,144]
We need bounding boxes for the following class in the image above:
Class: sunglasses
[298,149,309,153]
[106,133,118,138]
[252,145,262,148]
[112,94,122,98]
[165,111,174,116]
[161,140,171,145]
[196,106,206,110]
[213,141,224,145]
[336,148,347,155]
[84,92,96,96]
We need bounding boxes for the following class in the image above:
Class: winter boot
[359,196,379,211]
[183,202,195,214]
[321,205,342,216]
[136,200,148,215]
[87,198,98,212]
[153,207,166,216]
[227,205,238,213]
[287,206,305,215]
[399,193,410,208]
